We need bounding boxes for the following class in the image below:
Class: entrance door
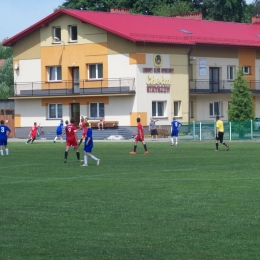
[209,68,219,93]
[72,67,80,94]
[0,109,15,138]
[71,103,80,127]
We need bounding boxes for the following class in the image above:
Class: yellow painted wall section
[15,114,21,127]
[41,96,109,106]
[13,30,41,60]
[41,43,108,88]
[238,48,256,83]
[129,53,146,64]
[130,112,147,126]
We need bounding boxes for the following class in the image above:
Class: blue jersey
[56,123,63,132]
[0,125,11,140]
[171,120,182,132]
[84,128,93,148]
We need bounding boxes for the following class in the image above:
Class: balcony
[13,78,136,97]
[190,80,260,94]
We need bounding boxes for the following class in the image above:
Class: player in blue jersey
[0,120,11,156]
[54,119,64,143]
[171,117,182,146]
[81,122,100,167]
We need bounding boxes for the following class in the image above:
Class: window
[210,101,222,117]
[48,104,62,119]
[48,66,62,81]
[227,66,235,80]
[174,101,181,117]
[152,101,166,117]
[88,64,103,79]
[242,66,250,75]
[53,27,61,42]
[90,103,104,119]
[69,25,77,41]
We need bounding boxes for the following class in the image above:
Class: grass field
[1,141,260,259]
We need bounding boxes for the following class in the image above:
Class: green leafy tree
[0,39,13,59]
[154,2,197,17]
[227,69,254,137]
[0,56,14,99]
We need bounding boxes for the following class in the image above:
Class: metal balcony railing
[190,80,260,94]
[13,78,136,97]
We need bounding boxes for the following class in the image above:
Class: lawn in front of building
[1,141,260,259]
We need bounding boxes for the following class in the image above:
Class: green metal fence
[162,120,260,141]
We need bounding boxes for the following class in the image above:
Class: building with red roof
[2,8,260,138]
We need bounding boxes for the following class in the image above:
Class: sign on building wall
[143,54,173,93]
[199,58,207,76]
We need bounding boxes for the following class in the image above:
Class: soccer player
[215,115,229,151]
[26,122,40,144]
[78,118,87,147]
[130,117,148,154]
[0,120,11,156]
[81,122,100,166]
[171,117,182,146]
[54,119,64,143]
[64,118,81,163]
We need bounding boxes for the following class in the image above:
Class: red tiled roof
[3,9,260,47]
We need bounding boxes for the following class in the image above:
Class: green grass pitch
[1,141,260,259]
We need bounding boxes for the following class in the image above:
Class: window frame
[53,27,61,43]
[242,66,250,75]
[88,64,103,80]
[69,25,78,42]
[48,104,62,119]
[47,66,62,82]
[89,102,105,119]
[227,65,235,80]
[174,101,181,118]
[209,101,222,117]
[152,101,166,118]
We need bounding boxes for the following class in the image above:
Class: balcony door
[209,67,219,93]
[71,103,80,127]
[72,67,80,94]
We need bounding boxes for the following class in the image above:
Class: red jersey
[31,125,38,135]
[66,124,77,139]
[137,123,144,137]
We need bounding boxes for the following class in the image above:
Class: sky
[0,0,256,42]
[0,0,65,41]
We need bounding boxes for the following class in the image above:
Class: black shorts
[216,132,224,142]
[151,129,158,136]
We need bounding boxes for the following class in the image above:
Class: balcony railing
[13,78,136,97]
[190,80,260,94]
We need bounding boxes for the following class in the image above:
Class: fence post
[251,120,253,139]
[229,122,231,141]
[193,121,195,140]
[199,122,202,141]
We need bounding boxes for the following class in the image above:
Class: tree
[227,69,254,137]
[0,56,14,99]
[228,69,254,121]
[0,39,13,59]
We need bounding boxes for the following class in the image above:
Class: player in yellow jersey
[215,116,229,152]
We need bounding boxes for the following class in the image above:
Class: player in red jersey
[130,117,148,154]
[78,118,87,147]
[64,118,81,163]
[26,122,40,144]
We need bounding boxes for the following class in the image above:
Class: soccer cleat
[130,151,136,154]
[215,150,219,152]
[80,164,88,167]
[226,145,229,151]
[97,159,100,166]
[171,144,174,146]
[54,140,56,143]
[144,151,149,154]
[77,160,84,162]
[64,159,67,163]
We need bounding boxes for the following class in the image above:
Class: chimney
[172,12,203,20]
[110,8,130,14]
[252,15,260,24]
